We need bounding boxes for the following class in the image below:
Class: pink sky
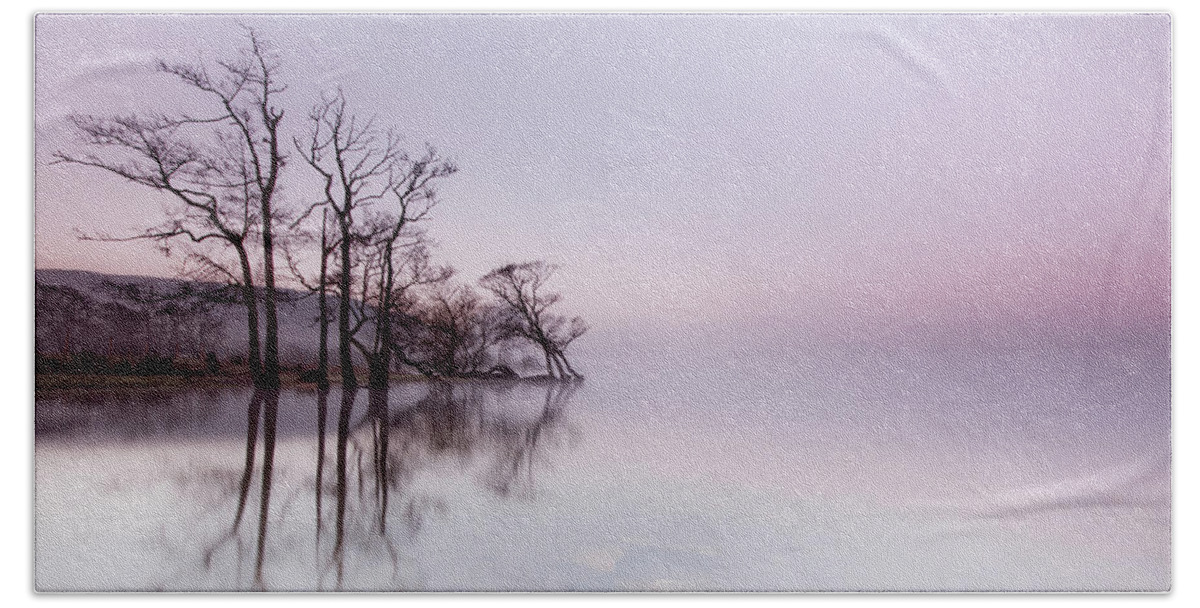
[35,14,1170,336]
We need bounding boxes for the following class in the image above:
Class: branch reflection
[325,380,578,589]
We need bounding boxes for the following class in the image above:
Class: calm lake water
[34,330,1170,591]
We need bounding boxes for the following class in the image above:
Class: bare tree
[409,284,509,377]
[363,155,457,388]
[354,233,453,384]
[297,91,397,388]
[480,261,587,380]
[158,29,288,386]
[285,208,339,388]
[296,90,457,388]
[53,29,287,387]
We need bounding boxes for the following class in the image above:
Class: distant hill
[36,268,327,366]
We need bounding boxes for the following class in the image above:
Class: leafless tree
[366,219,456,388]
[297,91,397,388]
[409,284,509,377]
[479,261,587,380]
[354,233,453,385]
[295,90,457,388]
[285,209,339,388]
[53,29,287,387]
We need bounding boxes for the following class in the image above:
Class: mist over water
[31,12,1171,592]
[35,323,1169,591]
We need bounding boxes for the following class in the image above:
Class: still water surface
[35,336,1170,591]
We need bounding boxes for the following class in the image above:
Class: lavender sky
[34,14,1170,339]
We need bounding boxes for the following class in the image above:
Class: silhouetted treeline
[46,28,591,593]
[35,279,231,374]
[53,29,589,389]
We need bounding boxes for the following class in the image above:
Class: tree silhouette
[53,29,287,387]
[296,90,457,388]
[480,261,587,380]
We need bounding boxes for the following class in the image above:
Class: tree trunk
[260,208,280,388]
[337,216,356,389]
[370,300,392,389]
[555,349,580,379]
[317,212,330,389]
[258,86,283,390]
[549,349,567,379]
[235,244,264,386]
[370,240,396,390]
[369,352,390,389]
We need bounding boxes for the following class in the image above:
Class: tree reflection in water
[202,388,282,590]
[179,380,578,590]
[331,384,357,587]
[314,386,329,547]
[317,380,578,590]
[252,388,281,589]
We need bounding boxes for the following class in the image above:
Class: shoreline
[34,371,579,398]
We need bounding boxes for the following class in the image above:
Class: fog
[36,326,1169,591]
[33,13,1171,592]
[35,14,1170,332]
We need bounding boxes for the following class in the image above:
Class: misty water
[34,329,1170,592]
